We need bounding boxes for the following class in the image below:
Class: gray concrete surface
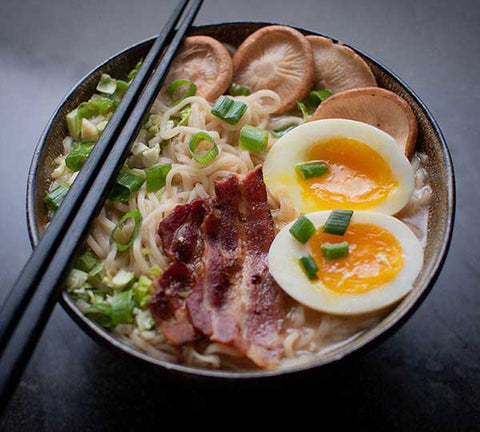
[0,0,479,430]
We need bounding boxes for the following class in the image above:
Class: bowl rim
[26,21,455,379]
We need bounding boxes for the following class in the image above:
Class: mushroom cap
[232,25,314,114]
[164,36,233,102]
[306,36,377,93]
[311,87,418,158]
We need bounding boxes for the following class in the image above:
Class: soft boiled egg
[268,211,423,315]
[263,119,414,214]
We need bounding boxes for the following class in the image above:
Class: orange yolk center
[300,137,397,211]
[310,223,404,294]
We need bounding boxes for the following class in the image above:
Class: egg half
[263,119,414,214]
[268,211,423,315]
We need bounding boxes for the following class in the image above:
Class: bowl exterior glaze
[26,22,455,379]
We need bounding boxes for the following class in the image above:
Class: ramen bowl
[26,22,455,379]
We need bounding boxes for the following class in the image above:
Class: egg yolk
[300,137,398,211]
[310,223,404,295]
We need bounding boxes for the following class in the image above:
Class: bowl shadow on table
[80,342,428,429]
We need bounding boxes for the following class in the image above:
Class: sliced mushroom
[232,25,314,114]
[306,36,376,93]
[312,87,418,157]
[164,36,233,102]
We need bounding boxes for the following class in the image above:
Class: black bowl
[26,22,455,379]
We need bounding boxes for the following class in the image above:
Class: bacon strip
[149,200,209,345]
[187,167,289,368]
[186,175,243,345]
[150,167,289,367]
[236,167,289,367]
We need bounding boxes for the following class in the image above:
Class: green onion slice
[133,276,152,309]
[289,215,316,244]
[166,79,197,105]
[321,241,349,260]
[271,124,297,138]
[175,107,191,127]
[44,184,69,212]
[239,125,269,153]
[297,101,309,122]
[303,89,333,112]
[110,290,134,325]
[146,163,172,193]
[211,96,248,125]
[65,142,95,172]
[108,172,144,202]
[66,96,116,140]
[73,251,98,272]
[299,255,319,280]
[229,83,250,96]
[85,303,113,327]
[114,80,129,96]
[188,132,219,165]
[89,95,117,115]
[96,73,117,94]
[111,209,143,253]
[296,161,329,180]
[323,210,353,236]
[128,60,142,81]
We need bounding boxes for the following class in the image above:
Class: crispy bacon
[187,167,289,368]
[186,175,243,344]
[236,167,289,367]
[149,262,197,345]
[149,200,210,345]
[150,167,289,368]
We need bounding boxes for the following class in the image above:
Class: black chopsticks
[0,0,203,410]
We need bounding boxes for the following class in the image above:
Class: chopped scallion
[65,142,95,172]
[110,289,134,325]
[297,101,309,122]
[296,161,329,180]
[108,172,144,202]
[211,96,247,125]
[114,80,129,96]
[229,83,250,96]
[133,276,152,309]
[289,215,316,244]
[321,241,349,260]
[176,106,191,127]
[66,109,81,140]
[299,255,319,280]
[148,266,162,278]
[166,79,197,105]
[323,210,353,236]
[188,132,219,165]
[66,96,116,139]
[145,163,172,193]
[85,303,113,327]
[271,124,297,138]
[65,269,89,291]
[44,184,69,212]
[88,95,116,115]
[127,60,142,81]
[111,269,135,289]
[111,209,143,253]
[303,89,333,112]
[87,263,104,286]
[96,73,117,94]
[73,251,98,272]
[239,125,269,153]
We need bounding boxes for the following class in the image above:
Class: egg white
[263,119,414,215]
[268,211,423,315]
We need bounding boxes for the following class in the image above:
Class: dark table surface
[0,0,479,430]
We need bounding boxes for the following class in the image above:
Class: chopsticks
[0,0,203,409]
